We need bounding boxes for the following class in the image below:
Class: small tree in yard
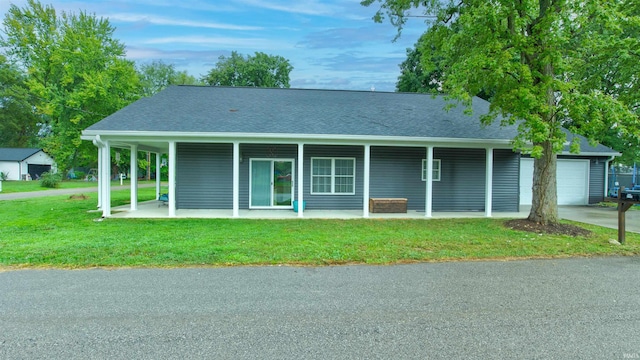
[362,0,640,225]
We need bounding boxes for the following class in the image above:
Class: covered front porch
[88,136,515,220]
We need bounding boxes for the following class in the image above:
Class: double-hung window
[311,157,355,195]
[422,159,441,181]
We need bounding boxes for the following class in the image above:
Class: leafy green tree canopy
[202,51,293,88]
[396,34,441,93]
[362,0,639,224]
[0,55,39,147]
[138,60,201,97]
[1,0,140,172]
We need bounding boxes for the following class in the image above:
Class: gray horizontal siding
[174,143,520,212]
[433,148,486,211]
[176,143,233,209]
[589,158,605,203]
[370,146,425,210]
[492,150,519,211]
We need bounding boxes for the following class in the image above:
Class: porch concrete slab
[109,201,530,220]
[104,203,640,234]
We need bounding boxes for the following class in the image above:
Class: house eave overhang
[559,151,621,157]
[81,130,515,149]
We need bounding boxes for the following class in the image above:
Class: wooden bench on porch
[369,198,408,213]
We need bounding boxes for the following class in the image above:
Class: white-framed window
[422,159,441,181]
[311,157,356,195]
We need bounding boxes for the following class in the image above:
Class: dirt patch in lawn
[505,219,592,237]
[68,194,89,200]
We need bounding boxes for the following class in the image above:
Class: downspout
[604,156,615,198]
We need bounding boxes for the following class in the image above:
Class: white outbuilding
[0,148,57,181]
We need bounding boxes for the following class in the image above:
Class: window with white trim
[311,157,356,194]
[422,159,441,181]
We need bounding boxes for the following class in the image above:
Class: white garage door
[520,158,589,205]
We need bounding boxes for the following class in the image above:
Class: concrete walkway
[559,205,640,233]
[0,183,156,201]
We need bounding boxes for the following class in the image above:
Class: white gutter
[81,131,515,149]
[92,135,104,148]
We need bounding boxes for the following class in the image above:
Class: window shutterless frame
[422,159,441,181]
[310,157,356,195]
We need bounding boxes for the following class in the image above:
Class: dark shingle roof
[86,86,518,140]
[0,148,43,161]
[85,86,617,154]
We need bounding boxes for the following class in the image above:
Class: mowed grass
[0,187,639,268]
[0,179,158,194]
[0,179,99,193]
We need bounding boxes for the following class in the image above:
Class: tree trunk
[527,139,559,224]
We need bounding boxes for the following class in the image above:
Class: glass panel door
[251,160,271,207]
[273,161,293,206]
[250,159,294,208]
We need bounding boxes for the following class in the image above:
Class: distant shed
[0,148,57,180]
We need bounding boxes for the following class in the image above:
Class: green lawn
[0,179,158,194]
[0,188,638,269]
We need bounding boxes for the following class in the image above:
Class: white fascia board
[559,151,621,157]
[81,130,515,149]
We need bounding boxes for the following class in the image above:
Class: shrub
[74,171,86,180]
[40,171,63,188]
[0,171,8,181]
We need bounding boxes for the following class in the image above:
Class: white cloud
[142,36,295,51]
[235,0,340,16]
[107,13,263,31]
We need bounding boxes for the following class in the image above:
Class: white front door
[250,159,294,208]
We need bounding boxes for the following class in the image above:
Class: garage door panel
[520,158,589,205]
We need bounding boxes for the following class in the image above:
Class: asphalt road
[1,258,639,359]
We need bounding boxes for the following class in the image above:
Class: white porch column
[155,153,161,200]
[363,144,371,218]
[130,144,138,211]
[102,141,111,218]
[485,148,494,217]
[168,141,177,217]
[233,142,240,218]
[425,146,433,217]
[96,145,102,209]
[297,143,304,218]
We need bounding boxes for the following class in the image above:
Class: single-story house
[0,148,57,181]
[80,86,618,218]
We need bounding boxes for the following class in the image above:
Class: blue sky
[1,0,429,92]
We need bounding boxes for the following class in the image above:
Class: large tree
[1,0,140,172]
[0,55,39,147]
[396,34,442,93]
[363,0,639,225]
[562,0,640,165]
[138,60,201,97]
[202,51,293,88]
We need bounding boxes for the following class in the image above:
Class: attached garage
[520,158,590,205]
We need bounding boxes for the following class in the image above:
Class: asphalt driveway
[1,258,639,359]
